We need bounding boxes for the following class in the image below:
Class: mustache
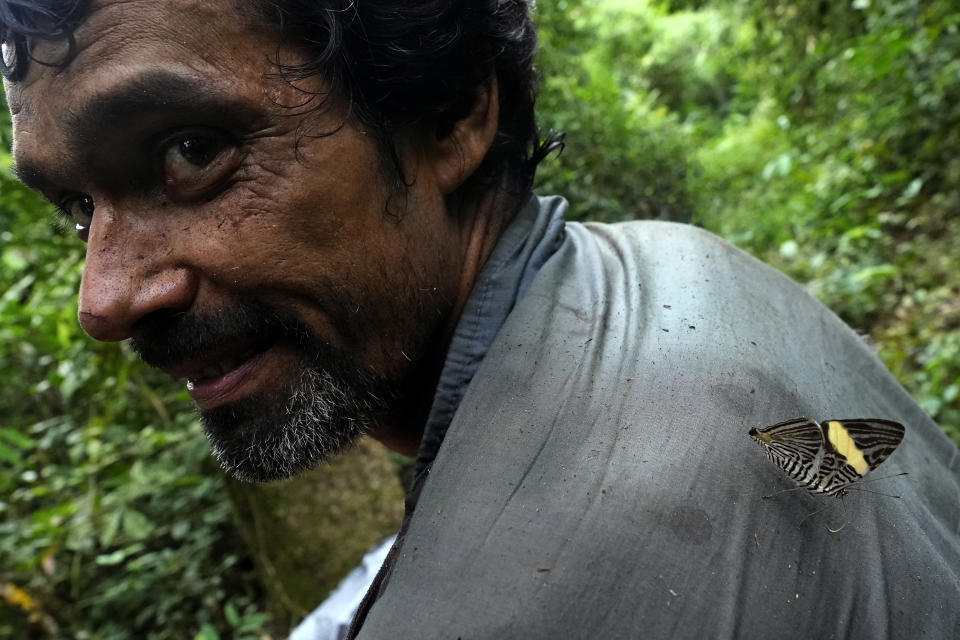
[129,300,314,370]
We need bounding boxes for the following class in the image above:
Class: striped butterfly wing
[748,418,826,491]
[813,419,906,496]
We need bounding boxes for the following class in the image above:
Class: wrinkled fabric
[354,197,960,639]
[347,196,566,637]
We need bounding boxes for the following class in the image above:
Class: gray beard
[128,298,419,483]
[200,363,390,482]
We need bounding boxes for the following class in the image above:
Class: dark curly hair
[0,0,87,80]
[0,0,560,212]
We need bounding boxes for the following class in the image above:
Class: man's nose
[78,211,197,342]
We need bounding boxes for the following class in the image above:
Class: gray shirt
[351,195,960,639]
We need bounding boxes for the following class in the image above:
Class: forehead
[19,0,259,89]
[7,0,270,120]
[7,0,283,182]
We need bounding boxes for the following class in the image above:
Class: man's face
[7,0,464,479]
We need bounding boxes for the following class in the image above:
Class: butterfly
[748,417,905,498]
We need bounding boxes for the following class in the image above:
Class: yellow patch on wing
[826,420,869,475]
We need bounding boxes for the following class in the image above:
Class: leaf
[1,247,29,272]
[193,624,220,640]
[0,427,36,450]
[0,442,24,466]
[0,582,35,612]
[853,264,897,284]
[900,177,923,201]
[99,510,123,548]
[779,240,799,260]
[171,520,190,540]
[122,509,153,541]
[237,612,269,633]
[95,549,128,566]
[224,602,240,626]
[761,152,792,180]
[94,542,144,566]
[0,274,34,313]
[944,384,959,403]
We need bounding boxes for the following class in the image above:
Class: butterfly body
[748,418,905,497]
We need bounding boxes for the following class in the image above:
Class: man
[3,1,959,638]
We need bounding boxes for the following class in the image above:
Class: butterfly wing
[823,419,905,469]
[812,448,864,496]
[748,417,826,490]
[816,419,905,495]
[748,418,906,497]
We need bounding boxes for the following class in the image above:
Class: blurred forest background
[2,0,958,637]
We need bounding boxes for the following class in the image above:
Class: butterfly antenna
[827,521,848,533]
[860,471,909,485]
[842,486,903,499]
[842,471,908,499]
[762,485,809,499]
[826,495,850,533]
[798,502,833,526]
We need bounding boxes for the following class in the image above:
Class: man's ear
[429,78,500,195]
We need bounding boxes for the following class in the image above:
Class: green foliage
[0,112,269,639]
[2,0,959,637]
[534,0,697,221]
[534,0,960,446]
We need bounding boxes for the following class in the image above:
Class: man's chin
[127,299,403,481]
[199,367,375,482]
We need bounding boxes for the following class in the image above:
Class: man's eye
[161,131,238,201]
[177,137,220,167]
[58,194,95,240]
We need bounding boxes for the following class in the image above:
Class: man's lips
[185,349,273,408]
[159,342,274,409]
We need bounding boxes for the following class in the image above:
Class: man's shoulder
[543,218,826,349]
[361,221,960,640]
[507,215,931,446]
[578,217,744,251]
[573,218,796,298]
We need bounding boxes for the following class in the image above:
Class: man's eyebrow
[65,70,257,148]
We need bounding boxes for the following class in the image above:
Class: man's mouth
[185,344,266,385]
[163,341,276,410]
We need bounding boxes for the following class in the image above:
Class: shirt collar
[415,195,568,472]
